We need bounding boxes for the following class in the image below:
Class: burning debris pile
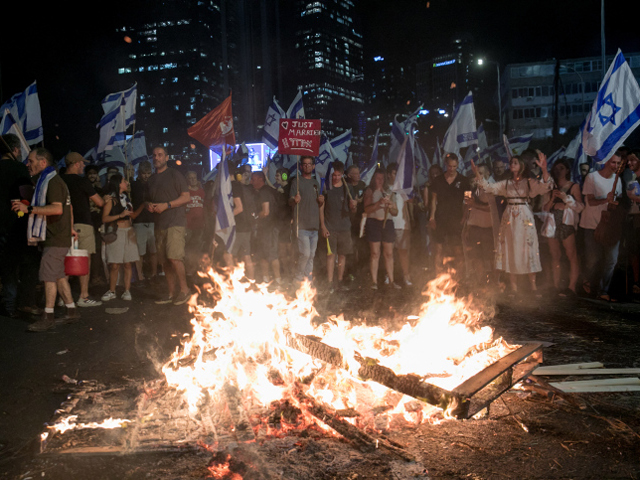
[40,267,542,472]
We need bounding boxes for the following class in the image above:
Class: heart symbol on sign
[281,121,288,130]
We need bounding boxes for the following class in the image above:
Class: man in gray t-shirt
[289,155,324,283]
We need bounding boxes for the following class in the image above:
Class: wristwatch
[27,205,33,215]
[167,202,172,209]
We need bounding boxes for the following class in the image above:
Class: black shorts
[432,218,463,245]
[365,218,395,244]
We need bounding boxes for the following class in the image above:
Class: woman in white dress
[471,152,552,292]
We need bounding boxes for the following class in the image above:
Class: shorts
[327,230,353,255]
[39,246,69,282]
[254,226,279,261]
[133,223,156,256]
[156,226,186,262]
[432,218,463,245]
[74,223,96,255]
[394,229,410,250]
[365,218,395,244]
[231,231,252,257]
[105,227,140,264]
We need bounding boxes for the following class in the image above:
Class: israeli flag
[567,119,589,181]
[443,91,477,156]
[329,129,352,164]
[286,89,305,120]
[96,103,126,155]
[433,137,444,168]
[392,135,415,198]
[415,142,430,186]
[583,50,640,163]
[315,133,335,179]
[262,96,285,150]
[101,83,137,129]
[0,109,31,161]
[125,130,149,165]
[546,146,567,172]
[215,156,236,252]
[361,129,380,186]
[0,81,43,145]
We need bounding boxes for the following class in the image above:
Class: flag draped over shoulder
[214,156,236,252]
[262,96,285,150]
[0,81,43,145]
[443,91,477,156]
[583,50,640,163]
[188,94,235,149]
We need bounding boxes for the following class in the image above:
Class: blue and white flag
[546,146,567,172]
[101,83,137,129]
[315,133,335,179]
[125,130,149,165]
[0,109,31,161]
[568,119,590,181]
[286,90,305,120]
[391,136,414,198]
[415,142,430,187]
[433,137,444,168]
[583,50,640,163]
[262,96,285,150]
[96,105,126,155]
[443,91,477,156]
[215,156,236,252]
[389,106,422,164]
[330,129,352,164]
[0,81,43,145]
[361,129,380,186]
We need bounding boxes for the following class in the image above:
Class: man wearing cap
[12,148,78,331]
[61,152,105,306]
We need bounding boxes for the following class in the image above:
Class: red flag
[188,94,235,148]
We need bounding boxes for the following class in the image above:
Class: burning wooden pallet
[40,336,542,458]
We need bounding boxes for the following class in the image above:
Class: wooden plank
[452,343,543,398]
[533,362,604,373]
[550,377,640,388]
[533,368,640,376]
[552,385,640,393]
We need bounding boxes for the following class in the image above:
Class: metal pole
[601,0,606,75]
[497,63,502,137]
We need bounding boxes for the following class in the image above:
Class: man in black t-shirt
[251,171,281,284]
[231,164,256,279]
[147,147,191,305]
[428,153,471,273]
[62,152,105,306]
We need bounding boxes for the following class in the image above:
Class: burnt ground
[1,264,640,480]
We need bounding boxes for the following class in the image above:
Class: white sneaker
[404,278,413,287]
[57,297,65,307]
[121,290,132,301]
[101,290,116,302]
[77,297,103,307]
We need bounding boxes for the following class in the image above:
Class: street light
[478,58,502,138]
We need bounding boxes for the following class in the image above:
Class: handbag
[101,221,118,244]
[541,212,556,238]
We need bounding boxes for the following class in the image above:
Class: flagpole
[296,155,300,238]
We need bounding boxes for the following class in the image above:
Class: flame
[161,267,516,427]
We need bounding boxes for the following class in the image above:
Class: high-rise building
[114,0,248,164]
[291,0,366,159]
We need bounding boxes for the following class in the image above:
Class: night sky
[1,0,635,157]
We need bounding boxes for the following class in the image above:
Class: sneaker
[404,278,413,287]
[77,297,103,308]
[371,283,378,290]
[121,290,132,301]
[101,290,117,302]
[57,307,81,325]
[28,312,56,332]
[391,282,402,290]
[56,297,65,307]
[173,291,190,306]
[155,294,174,305]
[384,275,390,285]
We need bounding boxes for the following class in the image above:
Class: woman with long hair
[363,168,398,289]
[101,173,141,302]
[471,152,552,293]
[543,158,584,294]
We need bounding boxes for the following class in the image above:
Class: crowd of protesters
[2,131,640,332]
